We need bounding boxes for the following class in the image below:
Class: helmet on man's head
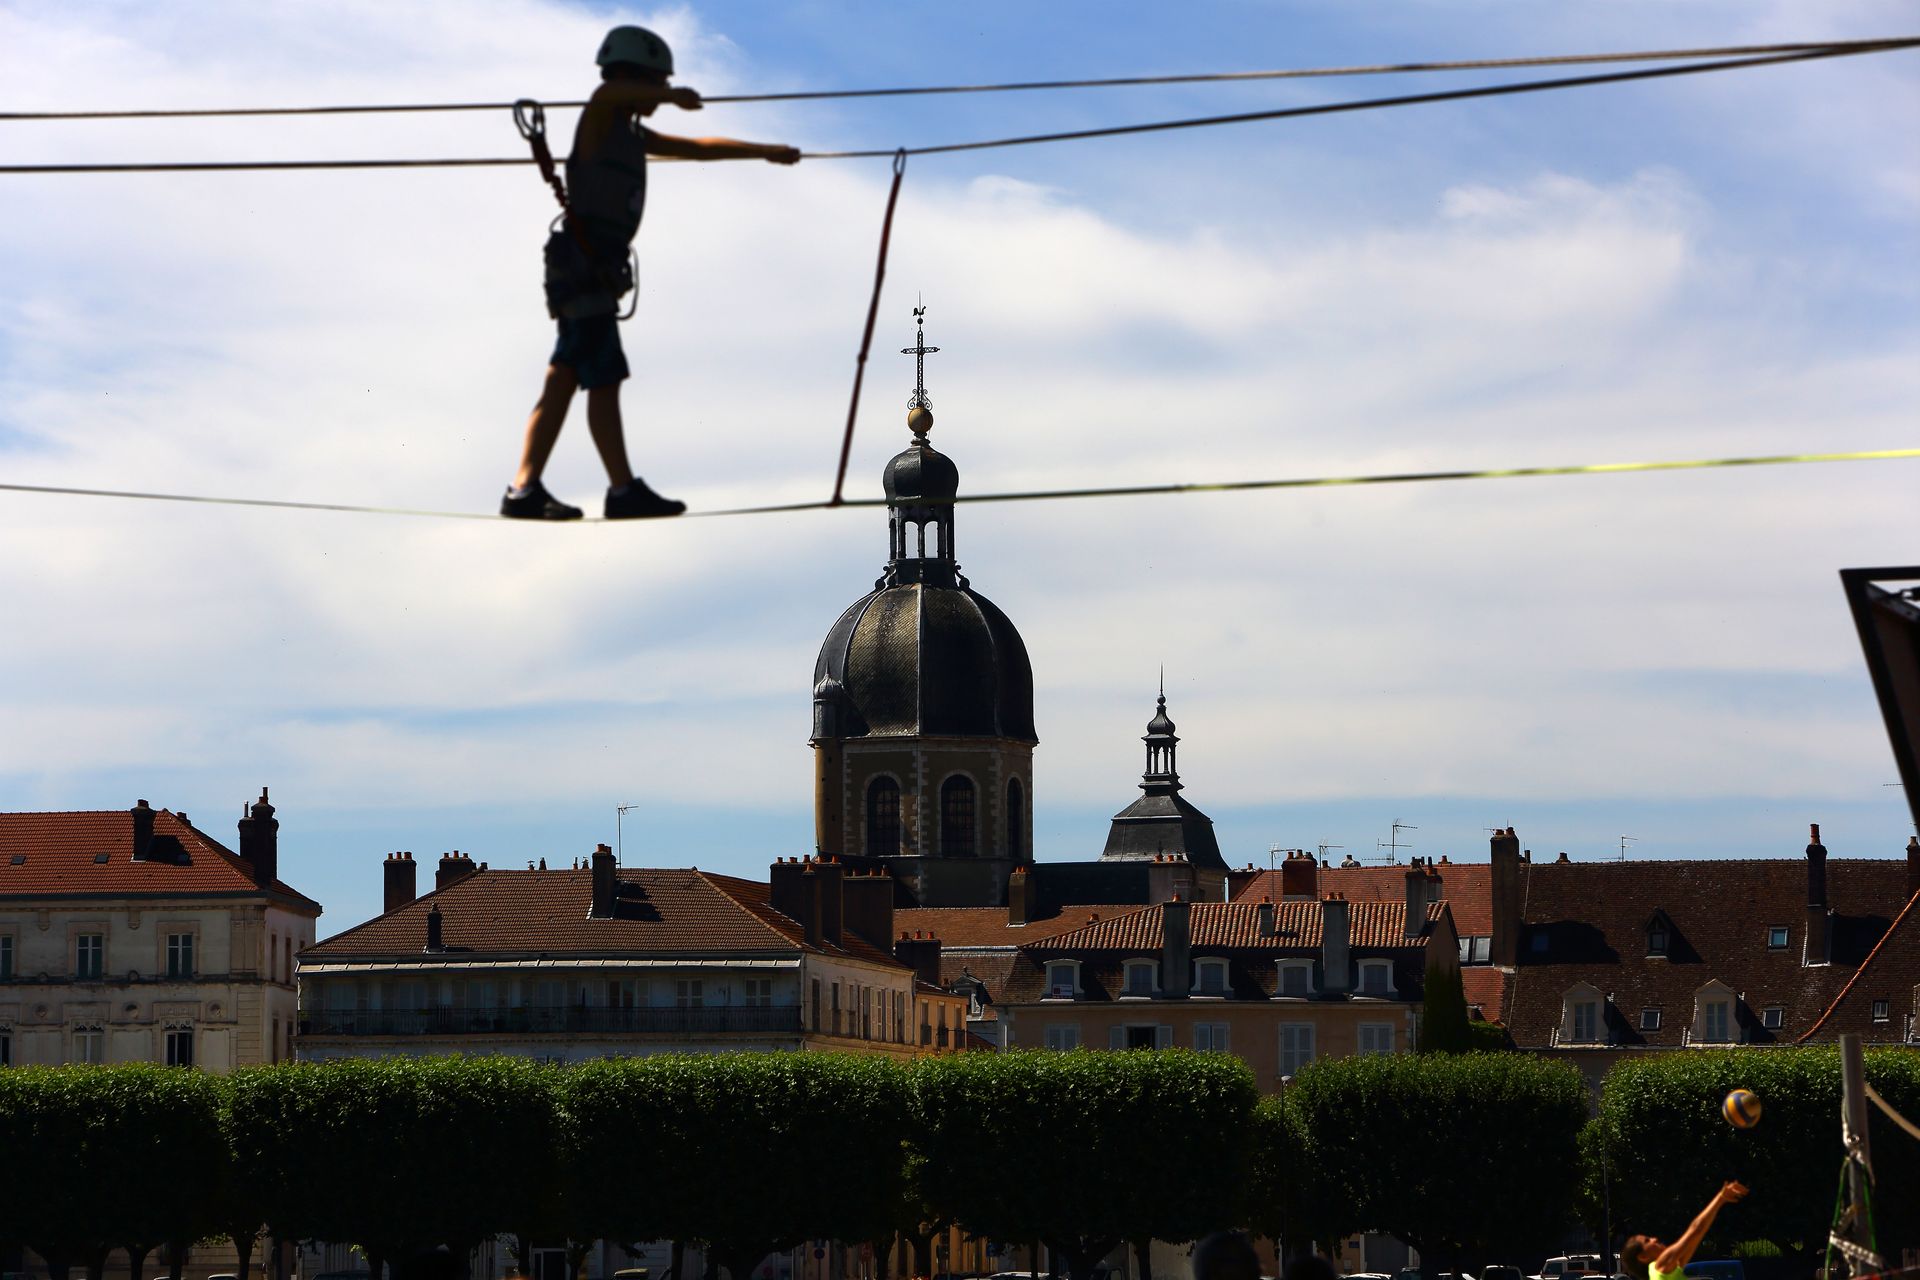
[596,25,673,75]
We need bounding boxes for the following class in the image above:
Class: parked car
[1482,1266,1525,1280]
[1683,1263,1743,1280]
[1345,1273,1393,1280]
[1532,1258,1603,1280]
[1395,1270,1475,1280]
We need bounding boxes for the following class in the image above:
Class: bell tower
[810,308,1038,906]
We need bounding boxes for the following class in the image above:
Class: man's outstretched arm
[1654,1181,1748,1274]
[647,131,800,164]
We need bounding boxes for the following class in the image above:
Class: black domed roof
[814,583,1036,741]
[883,439,958,505]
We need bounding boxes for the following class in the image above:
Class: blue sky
[1,1,1916,932]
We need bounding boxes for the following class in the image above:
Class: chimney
[1257,897,1276,939]
[1489,828,1522,967]
[813,858,845,947]
[436,850,476,891]
[131,799,155,862]
[1806,823,1830,966]
[1404,865,1432,938]
[843,870,895,949]
[383,851,417,914]
[1279,850,1318,901]
[1162,897,1192,998]
[425,904,444,953]
[1320,894,1351,994]
[237,787,278,888]
[894,930,944,988]
[795,860,823,947]
[1907,836,1920,900]
[771,857,809,926]
[590,843,616,919]
[1008,866,1035,926]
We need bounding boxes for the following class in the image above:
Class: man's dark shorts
[551,314,629,389]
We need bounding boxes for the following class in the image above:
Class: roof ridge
[1798,884,1920,1043]
[694,868,830,954]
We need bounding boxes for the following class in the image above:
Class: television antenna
[1317,842,1343,863]
[615,803,641,865]
[1618,834,1638,861]
[1376,821,1416,864]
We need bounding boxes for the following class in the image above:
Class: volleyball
[1723,1088,1762,1128]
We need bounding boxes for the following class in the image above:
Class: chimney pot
[590,844,617,918]
[384,849,418,913]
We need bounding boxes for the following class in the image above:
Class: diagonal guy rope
[2,448,1915,524]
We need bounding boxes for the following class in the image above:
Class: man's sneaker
[500,481,582,521]
[605,479,686,520]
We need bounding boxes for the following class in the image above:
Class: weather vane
[902,302,939,412]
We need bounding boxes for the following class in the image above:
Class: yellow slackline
[1,448,1914,524]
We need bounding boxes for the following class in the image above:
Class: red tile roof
[1799,887,1920,1044]
[1235,862,1493,936]
[0,807,319,911]
[1027,899,1440,953]
[1503,857,1909,1048]
[305,866,906,969]
[895,905,1123,949]
[1461,968,1509,1025]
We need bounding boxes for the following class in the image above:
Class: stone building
[0,790,320,1071]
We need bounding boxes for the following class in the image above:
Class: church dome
[812,307,1035,745]
[814,584,1035,740]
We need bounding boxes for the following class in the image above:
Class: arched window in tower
[866,777,901,857]
[940,775,977,858]
[1006,779,1025,859]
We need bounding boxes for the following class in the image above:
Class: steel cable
[1,37,1912,121]
[2,40,1915,174]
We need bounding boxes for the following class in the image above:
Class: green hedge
[0,1046,1618,1275]
[913,1050,1259,1280]
[1282,1051,1589,1265]
[1584,1047,1920,1259]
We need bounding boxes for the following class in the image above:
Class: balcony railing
[300,1005,803,1037]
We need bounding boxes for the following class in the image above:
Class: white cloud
[1,1,1915,887]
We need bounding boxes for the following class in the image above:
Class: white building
[0,791,321,1071]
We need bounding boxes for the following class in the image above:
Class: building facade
[0,791,320,1071]
[297,846,967,1063]
[994,884,1460,1088]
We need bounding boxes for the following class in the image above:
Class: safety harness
[513,98,638,321]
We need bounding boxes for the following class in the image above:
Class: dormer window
[1194,958,1228,996]
[1277,961,1313,998]
[1691,981,1739,1044]
[1561,983,1606,1044]
[1044,961,1079,999]
[1646,917,1670,958]
[1121,959,1157,997]
[1357,960,1393,996]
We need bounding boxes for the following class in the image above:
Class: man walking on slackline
[503,25,799,520]
[1620,1180,1749,1280]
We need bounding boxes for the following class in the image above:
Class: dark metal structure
[1840,566,1920,835]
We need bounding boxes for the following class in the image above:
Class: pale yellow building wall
[0,897,315,1070]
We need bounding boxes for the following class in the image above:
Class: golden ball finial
[907,405,934,436]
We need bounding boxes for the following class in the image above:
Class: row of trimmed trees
[3,1047,1914,1280]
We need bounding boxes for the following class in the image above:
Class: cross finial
[902,304,939,413]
